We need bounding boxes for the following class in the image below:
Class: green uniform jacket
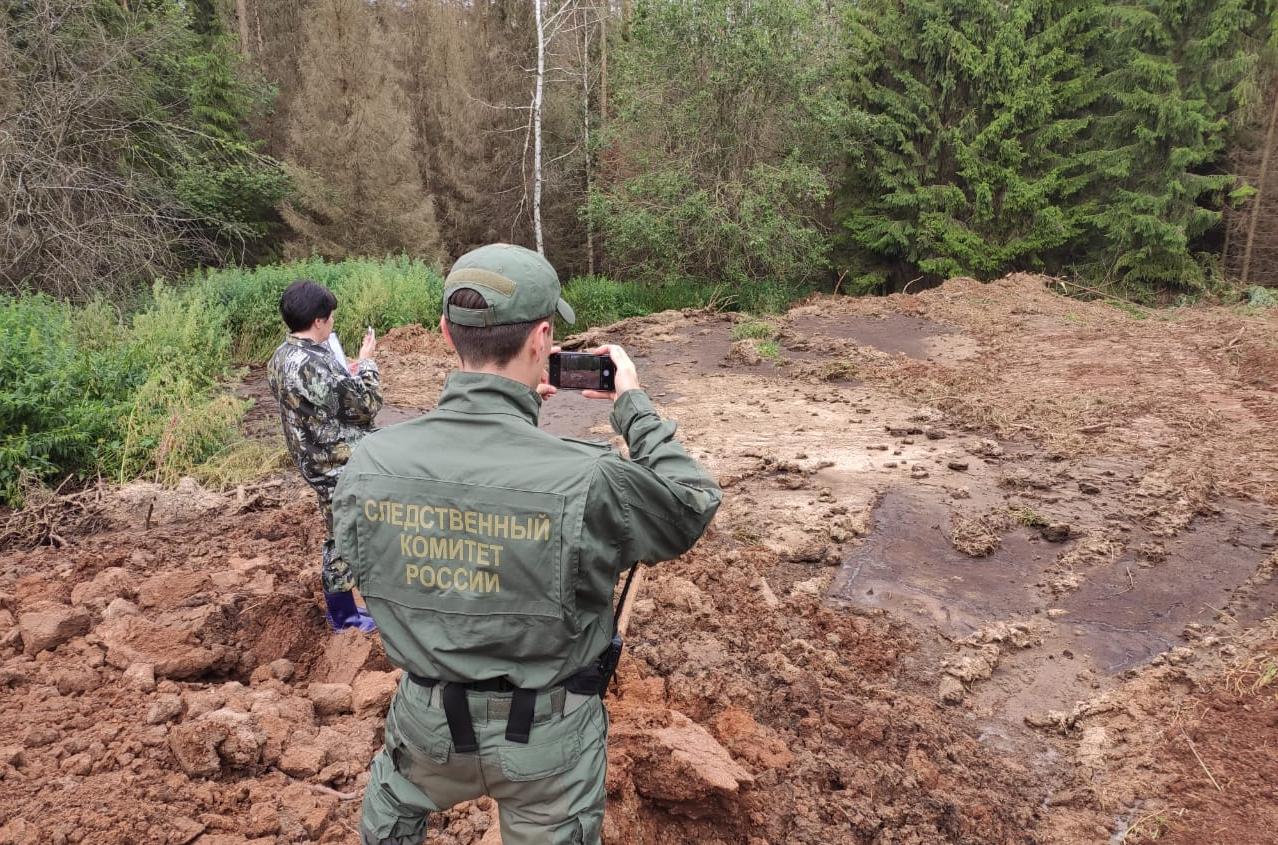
[332,372,721,689]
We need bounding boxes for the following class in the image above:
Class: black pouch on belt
[569,563,641,699]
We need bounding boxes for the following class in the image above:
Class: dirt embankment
[2,274,1276,845]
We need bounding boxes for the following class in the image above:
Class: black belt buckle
[470,677,516,693]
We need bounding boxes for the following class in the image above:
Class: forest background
[1,0,1277,503]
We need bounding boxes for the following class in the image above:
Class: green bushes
[0,257,448,504]
[1,256,807,505]
[591,0,843,291]
[561,275,715,329]
[197,256,444,361]
[0,287,240,505]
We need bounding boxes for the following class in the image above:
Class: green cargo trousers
[360,675,607,845]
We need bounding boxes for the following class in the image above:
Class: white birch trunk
[235,0,251,57]
[533,0,546,255]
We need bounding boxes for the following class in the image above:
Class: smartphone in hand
[549,352,615,391]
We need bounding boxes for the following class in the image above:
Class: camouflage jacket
[267,335,383,502]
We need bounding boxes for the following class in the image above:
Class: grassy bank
[2,258,811,505]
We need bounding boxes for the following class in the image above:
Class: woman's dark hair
[279,279,338,332]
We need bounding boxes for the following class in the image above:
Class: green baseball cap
[443,243,575,327]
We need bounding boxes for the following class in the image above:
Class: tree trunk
[582,7,594,275]
[235,0,252,57]
[1241,80,1278,285]
[600,11,608,126]
[533,0,546,255]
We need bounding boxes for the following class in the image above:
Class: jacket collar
[436,371,542,426]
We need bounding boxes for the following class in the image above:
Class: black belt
[407,669,602,752]
[407,675,542,751]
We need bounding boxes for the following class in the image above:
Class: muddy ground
[2,274,1276,845]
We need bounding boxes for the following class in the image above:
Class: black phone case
[550,353,615,391]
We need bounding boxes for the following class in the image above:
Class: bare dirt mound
[2,276,1276,845]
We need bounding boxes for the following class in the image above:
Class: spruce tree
[173,0,289,253]
[837,0,1104,289]
[1087,0,1260,291]
[284,0,442,260]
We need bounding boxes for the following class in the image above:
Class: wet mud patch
[835,487,1278,727]
[790,313,966,361]
[1054,501,1274,673]
[832,490,1043,632]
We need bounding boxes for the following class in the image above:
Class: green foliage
[756,340,782,361]
[0,296,124,503]
[197,256,445,361]
[731,320,780,341]
[1246,285,1278,307]
[591,0,844,290]
[0,285,240,505]
[835,0,1267,294]
[837,0,1103,286]
[1082,0,1261,292]
[559,275,719,330]
[172,16,291,249]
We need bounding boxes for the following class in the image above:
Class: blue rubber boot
[324,589,378,633]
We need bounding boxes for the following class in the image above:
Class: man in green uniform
[332,243,721,844]
[268,279,382,632]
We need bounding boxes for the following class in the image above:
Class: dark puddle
[1056,504,1275,672]
[834,490,1276,677]
[791,314,954,360]
[832,491,1041,634]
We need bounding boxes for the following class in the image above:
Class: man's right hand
[583,344,640,401]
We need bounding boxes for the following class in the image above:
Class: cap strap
[445,305,492,327]
[445,268,517,296]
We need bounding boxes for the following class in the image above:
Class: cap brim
[556,297,575,325]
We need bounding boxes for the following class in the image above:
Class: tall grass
[197,256,444,361]
[2,256,812,505]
